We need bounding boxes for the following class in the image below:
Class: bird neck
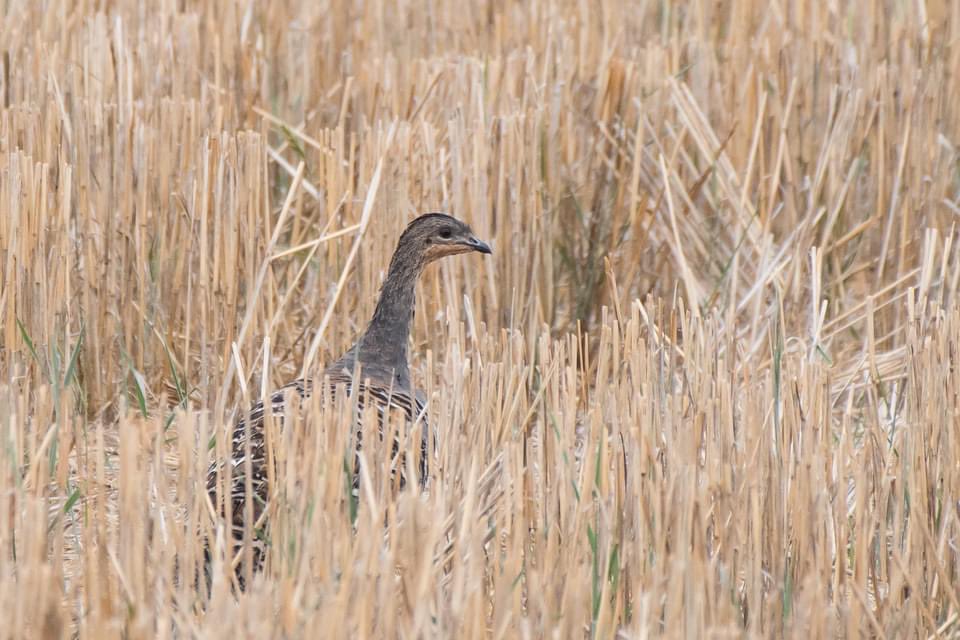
[355,252,424,388]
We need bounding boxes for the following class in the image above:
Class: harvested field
[1,0,960,637]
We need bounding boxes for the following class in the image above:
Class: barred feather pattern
[205,374,429,575]
[203,213,490,586]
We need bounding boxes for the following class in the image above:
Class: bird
[205,213,492,584]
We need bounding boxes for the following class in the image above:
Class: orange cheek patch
[424,244,468,261]
[422,245,446,261]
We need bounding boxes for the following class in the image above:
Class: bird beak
[464,236,492,255]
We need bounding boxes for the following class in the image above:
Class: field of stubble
[2,1,960,637]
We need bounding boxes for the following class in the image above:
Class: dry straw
[1,0,959,637]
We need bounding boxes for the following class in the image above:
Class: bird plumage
[205,213,491,584]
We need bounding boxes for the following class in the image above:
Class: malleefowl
[205,213,492,582]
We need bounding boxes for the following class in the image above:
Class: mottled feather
[204,213,491,585]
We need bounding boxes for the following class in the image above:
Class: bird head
[399,213,492,263]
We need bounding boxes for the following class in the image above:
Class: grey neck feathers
[350,242,425,390]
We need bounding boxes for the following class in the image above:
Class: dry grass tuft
[2,0,960,637]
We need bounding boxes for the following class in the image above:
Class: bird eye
[439,227,453,240]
